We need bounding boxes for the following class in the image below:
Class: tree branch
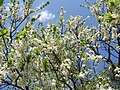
[1,79,24,90]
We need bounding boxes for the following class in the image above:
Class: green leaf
[34,50,40,55]
[6,59,14,67]
[36,14,41,19]
[31,18,36,22]
[46,1,50,5]
[35,87,40,90]
[10,0,14,3]
[105,12,112,19]
[26,54,31,63]
[0,0,4,6]
[43,59,48,71]
[0,28,8,36]
[108,0,119,7]
[80,51,86,58]
[104,12,113,22]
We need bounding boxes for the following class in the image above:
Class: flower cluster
[67,15,82,30]
[60,58,71,75]
[114,67,120,79]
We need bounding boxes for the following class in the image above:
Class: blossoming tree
[0,0,120,90]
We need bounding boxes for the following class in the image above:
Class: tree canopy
[0,0,120,90]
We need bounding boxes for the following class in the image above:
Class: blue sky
[4,0,97,27]
[32,0,97,26]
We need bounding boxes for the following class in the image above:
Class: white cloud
[38,10,55,22]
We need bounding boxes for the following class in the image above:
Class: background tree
[0,0,120,90]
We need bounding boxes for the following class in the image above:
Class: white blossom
[51,79,56,86]
[79,72,85,79]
